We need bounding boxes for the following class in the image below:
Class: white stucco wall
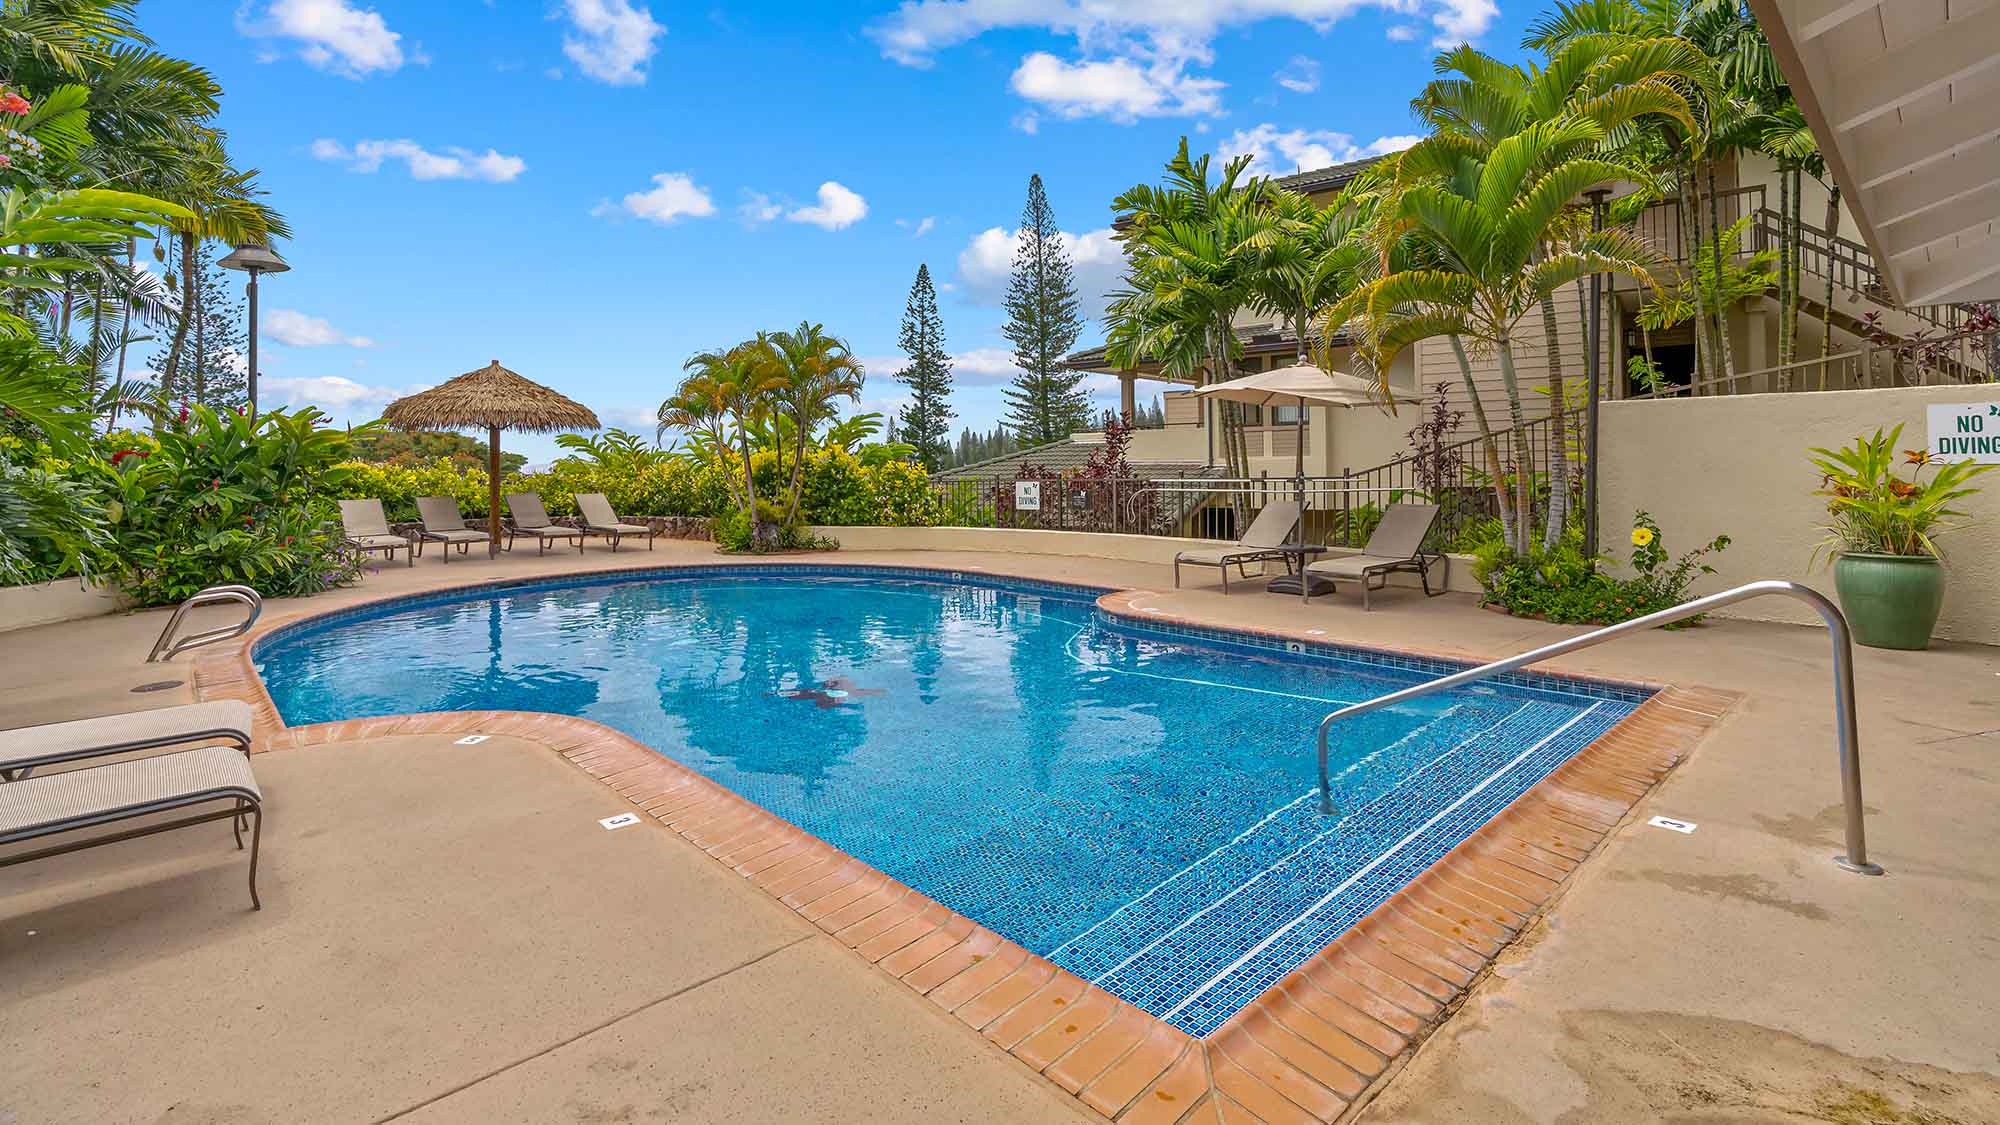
[0,578,128,633]
[1597,384,2000,643]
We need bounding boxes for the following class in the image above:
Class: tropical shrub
[1809,424,1996,561]
[0,440,112,584]
[332,447,935,532]
[1476,513,1728,627]
[101,406,365,605]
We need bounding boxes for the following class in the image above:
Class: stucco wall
[0,578,128,633]
[1597,384,2000,643]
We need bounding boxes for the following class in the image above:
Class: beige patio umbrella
[1191,361,1381,482]
[381,360,600,559]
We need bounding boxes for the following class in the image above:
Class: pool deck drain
[186,563,1736,1124]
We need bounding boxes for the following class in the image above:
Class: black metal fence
[925,414,1563,553]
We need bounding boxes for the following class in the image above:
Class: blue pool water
[256,567,1645,1035]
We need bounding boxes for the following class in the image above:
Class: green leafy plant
[1477,512,1728,627]
[553,428,674,472]
[1809,424,1996,561]
[101,405,365,605]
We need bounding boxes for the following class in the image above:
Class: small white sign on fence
[1014,480,1042,511]
[1927,402,2000,464]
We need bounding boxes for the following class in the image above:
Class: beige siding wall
[1598,385,2000,644]
[1414,278,1612,425]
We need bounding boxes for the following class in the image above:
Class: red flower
[109,448,149,465]
[211,478,220,490]
[0,93,32,115]
[0,155,12,169]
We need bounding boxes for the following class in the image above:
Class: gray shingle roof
[933,435,1216,481]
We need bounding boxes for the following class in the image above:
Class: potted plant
[1809,424,1995,650]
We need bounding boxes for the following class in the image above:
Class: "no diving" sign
[1927,402,2000,464]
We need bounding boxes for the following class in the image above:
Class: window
[1271,404,1305,425]
[1240,404,1264,425]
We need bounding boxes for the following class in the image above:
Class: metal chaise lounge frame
[0,745,265,910]
[503,492,587,556]
[337,498,414,567]
[1304,501,1449,610]
[574,492,656,552]
[0,699,256,782]
[1172,499,1303,592]
[413,496,494,562]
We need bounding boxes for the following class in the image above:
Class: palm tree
[1409,31,1711,546]
[149,127,287,399]
[1340,117,1665,557]
[1105,140,1274,487]
[677,340,785,549]
[766,320,863,525]
[657,373,738,503]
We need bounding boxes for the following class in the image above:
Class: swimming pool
[255,567,1647,1036]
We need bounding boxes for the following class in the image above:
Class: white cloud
[951,347,1027,384]
[738,190,784,225]
[867,2,1497,119]
[596,172,716,224]
[311,138,526,182]
[786,182,868,230]
[1385,24,1420,41]
[596,404,663,433]
[1274,55,1319,93]
[1010,51,1222,120]
[957,225,1125,319]
[559,0,665,86]
[1429,0,1498,46]
[1216,123,1418,176]
[261,375,426,411]
[266,309,374,349]
[1012,111,1041,134]
[241,0,410,78]
[897,216,937,237]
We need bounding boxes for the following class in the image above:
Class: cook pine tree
[1001,174,1089,446]
[893,263,954,470]
[180,242,249,410]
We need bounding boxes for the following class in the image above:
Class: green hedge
[335,449,942,528]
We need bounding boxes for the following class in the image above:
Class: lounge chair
[504,493,587,556]
[1173,499,1302,592]
[574,492,656,552]
[1304,502,1448,610]
[338,498,414,567]
[414,496,494,562]
[1,699,256,781]
[0,745,265,909]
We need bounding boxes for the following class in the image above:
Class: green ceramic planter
[1832,552,1945,651]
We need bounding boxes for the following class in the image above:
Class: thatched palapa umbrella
[381,360,600,559]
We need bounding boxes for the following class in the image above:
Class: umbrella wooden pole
[488,425,502,560]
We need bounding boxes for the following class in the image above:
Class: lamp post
[217,242,290,421]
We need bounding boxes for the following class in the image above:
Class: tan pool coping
[180,556,1737,1124]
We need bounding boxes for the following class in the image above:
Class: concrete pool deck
[4,542,1998,1123]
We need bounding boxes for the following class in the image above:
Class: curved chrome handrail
[147,585,264,663]
[1315,579,1883,875]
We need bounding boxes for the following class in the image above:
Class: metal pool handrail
[147,585,263,663]
[1314,579,1884,876]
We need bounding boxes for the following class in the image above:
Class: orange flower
[1903,449,1932,467]
[1888,479,1918,498]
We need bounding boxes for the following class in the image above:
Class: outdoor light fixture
[217,242,290,422]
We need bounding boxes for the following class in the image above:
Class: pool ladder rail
[1313,579,1883,876]
[147,585,264,663]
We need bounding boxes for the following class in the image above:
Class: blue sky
[143,1,1538,462]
